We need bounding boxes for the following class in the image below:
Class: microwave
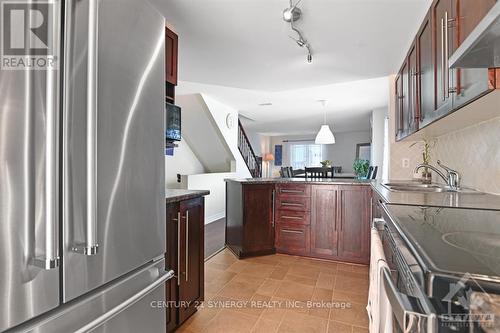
[166,102,181,141]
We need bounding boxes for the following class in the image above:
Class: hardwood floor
[178,249,369,333]
[205,218,226,259]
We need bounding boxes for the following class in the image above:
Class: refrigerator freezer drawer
[8,259,173,333]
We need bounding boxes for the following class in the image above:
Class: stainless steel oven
[373,205,438,332]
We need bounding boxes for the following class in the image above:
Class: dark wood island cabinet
[226,182,275,258]
[225,180,372,265]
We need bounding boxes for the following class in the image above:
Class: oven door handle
[381,266,436,333]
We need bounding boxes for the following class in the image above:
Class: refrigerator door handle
[74,269,175,333]
[31,2,61,270]
[73,0,99,256]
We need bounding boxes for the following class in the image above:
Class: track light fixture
[282,0,312,64]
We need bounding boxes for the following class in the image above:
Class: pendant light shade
[315,100,335,144]
[315,125,336,144]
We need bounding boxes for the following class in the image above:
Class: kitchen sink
[382,182,481,194]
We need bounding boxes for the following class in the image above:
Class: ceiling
[151,0,432,135]
[175,78,389,135]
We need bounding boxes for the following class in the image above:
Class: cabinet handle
[281,216,302,220]
[272,190,275,228]
[281,189,303,194]
[185,210,189,282]
[176,212,181,286]
[282,202,303,207]
[282,229,303,234]
[444,11,450,99]
[339,192,343,232]
[441,16,446,102]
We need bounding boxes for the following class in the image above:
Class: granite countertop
[224,177,373,186]
[372,180,500,211]
[225,177,500,210]
[165,188,210,203]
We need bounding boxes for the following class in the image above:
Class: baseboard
[206,212,225,224]
[205,246,226,262]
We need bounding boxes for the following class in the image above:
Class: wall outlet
[402,158,410,168]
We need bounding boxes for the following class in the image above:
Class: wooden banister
[238,119,262,178]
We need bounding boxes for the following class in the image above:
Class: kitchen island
[225,178,373,264]
[225,177,500,265]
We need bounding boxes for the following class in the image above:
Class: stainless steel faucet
[414,160,461,191]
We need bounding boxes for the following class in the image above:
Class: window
[290,144,323,169]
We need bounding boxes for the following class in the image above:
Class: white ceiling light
[315,100,335,144]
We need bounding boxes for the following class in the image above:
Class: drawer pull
[282,202,303,207]
[282,229,303,234]
[281,216,302,220]
[281,189,304,194]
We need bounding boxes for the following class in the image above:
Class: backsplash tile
[434,117,500,195]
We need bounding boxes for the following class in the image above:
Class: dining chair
[305,167,334,178]
[367,166,378,179]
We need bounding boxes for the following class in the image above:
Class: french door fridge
[0,0,171,332]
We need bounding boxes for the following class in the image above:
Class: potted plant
[353,159,370,179]
[320,160,332,167]
[410,139,436,184]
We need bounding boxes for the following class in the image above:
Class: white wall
[176,94,235,172]
[269,130,371,175]
[171,94,251,224]
[185,172,233,223]
[165,140,205,189]
[324,131,371,173]
[371,107,388,179]
[242,127,263,157]
[202,95,251,177]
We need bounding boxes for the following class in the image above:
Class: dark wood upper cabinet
[452,0,497,110]
[310,185,338,259]
[165,27,178,85]
[432,0,454,115]
[337,186,371,264]
[395,74,404,140]
[408,41,419,133]
[401,60,410,136]
[417,11,435,126]
[456,0,497,43]
[395,0,498,141]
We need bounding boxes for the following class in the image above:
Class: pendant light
[315,100,335,144]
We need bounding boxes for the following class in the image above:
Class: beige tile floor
[178,249,370,333]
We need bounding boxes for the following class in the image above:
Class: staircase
[238,120,262,178]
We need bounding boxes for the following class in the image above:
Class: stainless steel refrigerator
[0,0,171,332]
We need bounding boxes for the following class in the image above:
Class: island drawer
[275,223,310,256]
[276,184,311,198]
[276,196,310,211]
[275,210,310,225]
